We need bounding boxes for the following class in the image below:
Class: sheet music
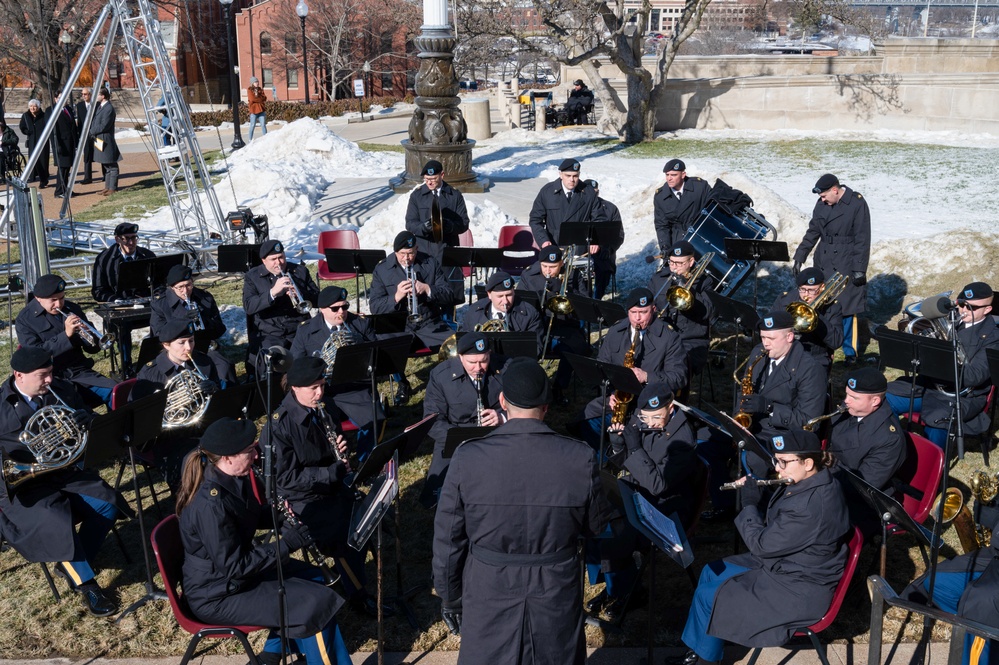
[633,492,683,553]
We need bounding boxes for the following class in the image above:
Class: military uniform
[772,289,843,375]
[242,261,319,357]
[653,176,710,250]
[368,252,456,348]
[591,197,625,299]
[135,348,234,389]
[91,246,157,302]
[828,400,906,491]
[150,286,226,343]
[404,182,470,260]
[649,267,716,374]
[433,417,613,664]
[460,297,542,353]
[740,341,827,433]
[528,179,606,249]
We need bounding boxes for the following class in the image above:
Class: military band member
[528,157,606,250]
[578,288,688,449]
[460,271,542,351]
[150,264,226,345]
[242,239,320,372]
[0,347,131,616]
[517,246,589,404]
[369,231,459,404]
[290,286,381,458]
[649,240,716,374]
[588,179,625,300]
[175,418,352,665]
[653,159,710,251]
[15,274,116,406]
[792,174,871,365]
[422,332,507,504]
[677,430,850,665]
[266,356,385,618]
[887,281,999,449]
[404,159,470,262]
[587,384,701,621]
[771,267,843,376]
[432,358,613,661]
[134,318,234,392]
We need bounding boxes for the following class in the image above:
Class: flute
[719,477,793,491]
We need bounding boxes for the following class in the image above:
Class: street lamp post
[219,0,245,150]
[59,31,72,87]
[296,0,309,104]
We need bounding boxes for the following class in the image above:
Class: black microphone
[918,295,956,320]
[262,346,292,373]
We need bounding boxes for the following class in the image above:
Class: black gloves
[624,428,642,454]
[328,461,348,483]
[281,523,313,551]
[441,598,462,635]
[608,431,625,456]
[792,261,802,277]
[740,479,763,508]
[851,271,867,287]
[199,380,220,396]
[739,393,770,416]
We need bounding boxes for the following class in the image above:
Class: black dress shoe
[604,585,648,622]
[350,592,396,618]
[700,508,735,523]
[81,178,93,185]
[585,589,607,614]
[665,649,701,665]
[77,582,118,617]
[393,379,412,406]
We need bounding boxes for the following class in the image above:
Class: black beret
[421,160,444,176]
[259,239,284,259]
[625,288,654,310]
[166,264,193,286]
[586,179,598,190]
[394,231,417,252]
[501,357,551,408]
[540,247,563,263]
[458,331,490,355]
[33,274,67,298]
[160,318,196,343]
[486,272,514,292]
[10,346,53,373]
[845,367,887,394]
[558,158,580,173]
[796,267,825,287]
[200,418,257,457]
[114,222,138,236]
[637,383,673,411]
[767,429,822,455]
[663,159,686,173]
[669,241,695,258]
[573,79,584,86]
[286,356,326,387]
[758,310,795,331]
[318,286,349,308]
[812,173,840,194]
[961,282,994,301]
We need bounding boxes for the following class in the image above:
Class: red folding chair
[151,515,267,665]
[498,225,539,277]
[317,230,360,281]
[457,229,474,278]
[745,526,864,665]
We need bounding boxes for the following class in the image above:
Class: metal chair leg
[38,563,61,602]
[746,647,763,665]
[807,629,830,665]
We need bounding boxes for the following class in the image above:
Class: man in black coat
[792,173,871,365]
[0,347,131,616]
[771,267,844,378]
[90,87,121,195]
[432,358,613,662]
[75,87,96,184]
[578,288,688,450]
[422,332,507,506]
[242,239,320,372]
[19,99,49,187]
[150,264,226,347]
[565,79,594,125]
[649,240,716,375]
[290,286,382,458]
[15,274,116,406]
[588,385,701,621]
[528,157,606,252]
[49,94,77,198]
[460,271,542,352]
[653,159,710,250]
[404,159,470,262]
[588,179,625,300]
[887,282,999,450]
[517,247,589,404]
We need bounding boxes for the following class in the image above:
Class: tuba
[732,352,767,429]
[163,361,212,430]
[666,252,716,312]
[932,488,982,554]
[317,327,355,379]
[786,272,849,334]
[1,388,88,493]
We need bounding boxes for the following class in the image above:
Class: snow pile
[115,127,147,139]
[358,195,519,250]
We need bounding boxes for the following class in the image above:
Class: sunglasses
[328,304,349,312]
[957,300,989,311]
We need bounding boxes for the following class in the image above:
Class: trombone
[786,272,849,334]
[665,251,715,312]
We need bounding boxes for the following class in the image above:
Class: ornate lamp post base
[390,141,490,193]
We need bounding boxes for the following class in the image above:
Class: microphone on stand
[262,345,292,372]
[918,295,957,320]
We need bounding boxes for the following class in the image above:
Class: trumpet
[786,272,849,334]
[184,299,206,332]
[720,477,793,491]
[56,307,115,350]
[404,263,423,325]
[281,271,311,315]
[665,252,715,312]
[803,404,848,432]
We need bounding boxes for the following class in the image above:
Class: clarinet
[473,376,484,426]
[314,406,363,498]
[276,494,340,587]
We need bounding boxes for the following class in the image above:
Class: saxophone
[732,352,767,429]
[610,329,640,426]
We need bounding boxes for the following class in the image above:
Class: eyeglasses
[328,304,349,312]
[774,457,804,469]
[957,300,989,311]
[667,258,691,267]
[120,234,139,241]
[637,413,668,426]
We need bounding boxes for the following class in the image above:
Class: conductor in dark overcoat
[0,347,131,616]
[771,267,843,377]
[528,157,606,251]
[432,358,613,664]
[649,240,716,374]
[678,430,850,665]
[653,159,710,250]
[792,173,871,363]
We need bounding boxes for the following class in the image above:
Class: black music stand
[618,479,692,665]
[98,390,168,623]
[116,254,186,296]
[564,352,643,465]
[707,290,760,412]
[480,331,540,358]
[216,244,263,273]
[419,425,497,509]
[567,294,626,344]
[329,336,412,443]
[558,221,624,298]
[723,238,788,310]
[443,247,506,305]
[517,289,542,312]
[324,248,386,312]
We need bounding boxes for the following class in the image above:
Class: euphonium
[732,352,767,429]
[56,307,115,350]
[803,404,848,432]
[932,487,981,554]
[610,329,640,426]
[316,326,355,379]
[163,360,212,430]
[437,317,506,362]
[282,270,311,315]
[1,387,88,493]
[971,469,999,505]
[666,252,716,312]
[786,271,849,334]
